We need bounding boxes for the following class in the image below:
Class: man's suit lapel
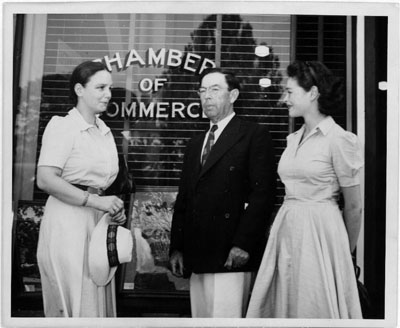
[199,116,243,177]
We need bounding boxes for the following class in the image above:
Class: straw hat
[88,213,133,286]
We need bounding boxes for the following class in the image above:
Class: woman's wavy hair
[69,61,109,106]
[286,60,345,115]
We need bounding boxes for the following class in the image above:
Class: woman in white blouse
[36,61,126,317]
[247,61,363,319]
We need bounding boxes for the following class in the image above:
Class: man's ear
[230,89,239,103]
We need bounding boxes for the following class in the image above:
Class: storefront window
[13,13,291,296]
[15,13,291,199]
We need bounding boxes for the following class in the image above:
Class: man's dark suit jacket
[170,116,276,275]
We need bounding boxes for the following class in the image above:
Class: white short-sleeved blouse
[278,115,364,203]
[38,108,118,189]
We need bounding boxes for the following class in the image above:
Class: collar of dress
[68,107,111,136]
[296,115,335,138]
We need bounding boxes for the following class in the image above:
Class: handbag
[353,256,373,318]
[105,153,136,196]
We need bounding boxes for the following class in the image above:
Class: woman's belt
[73,184,105,196]
[283,198,337,206]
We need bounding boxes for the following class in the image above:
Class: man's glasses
[197,86,227,97]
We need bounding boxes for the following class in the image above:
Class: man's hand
[169,250,184,277]
[224,246,250,270]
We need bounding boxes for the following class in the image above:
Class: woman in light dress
[246,60,363,319]
[36,61,126,317]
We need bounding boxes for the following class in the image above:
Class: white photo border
[2,0,399,327]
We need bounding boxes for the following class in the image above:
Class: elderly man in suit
[169,67,276,318]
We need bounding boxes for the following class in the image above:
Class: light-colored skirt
[37,196,116,317]
[246,200,362,319]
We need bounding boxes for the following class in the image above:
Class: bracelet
[82,191,90,206]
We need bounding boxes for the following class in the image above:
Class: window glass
[14,13,291,294]
[34,13,291,199]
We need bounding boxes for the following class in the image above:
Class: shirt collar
[294,115,335,137]
[315,115,335,136]
[68,108,111,135]
[210,112,236,132]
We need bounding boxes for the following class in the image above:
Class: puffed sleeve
[331,131,364,187]
[37,116,74,169]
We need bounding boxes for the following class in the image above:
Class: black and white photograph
[1,0,399,327]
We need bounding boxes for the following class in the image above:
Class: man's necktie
[201,124,218,166]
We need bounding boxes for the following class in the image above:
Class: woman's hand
[110,208,127,225]
[92,195,127,225]
[89,195,124,216]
